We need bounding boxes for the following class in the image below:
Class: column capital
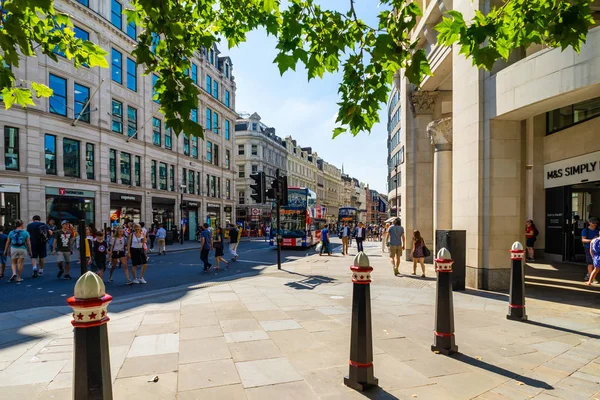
[410,91,438,114]
[427,117,453,151]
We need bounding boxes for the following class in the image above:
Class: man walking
[27,215,49,278]
[156,224,167,255]
[5,220,32,282]
[386,218,405,276]
[341,222,350,255]
[354,222,366,253]
[47,218,57,253]
[228,224,239,261]
[200,223,212,272]
[320,224,331,256]
[52,220,74,280]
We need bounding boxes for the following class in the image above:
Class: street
[0,240,326,313]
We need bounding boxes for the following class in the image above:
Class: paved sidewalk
[0,242,599,400]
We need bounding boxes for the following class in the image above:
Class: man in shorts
[27,215,49,278]
[386,218,405,276]
[52,220,74,280]
[5,220,32,282]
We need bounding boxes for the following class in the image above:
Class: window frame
[74,82,90,123]
[63,138,81,178]
[238,144,244,155]
[135,155,141,186]
[120,152,131,185]
[165,125,172,150]
[225,149,230,169]
[206,74,211,93]
[109,149,117,183]
[213,111,219,134]
[126,21,136,40]
[111,0,122,29]
[225,120,230,140]
[159,162,167,190]
[206,141,212,163]
[111,99,123,133]
[85,143,94,180]
[183,135,190,156]
[238,165,245,178]
[169,165,175,191]
[225,90,230,108]
[126,58,137,92]
[44,134,57,175]
[152,117,162,146]
[49,74,67,116]
[191,63,198,84]
[4,126,19,171]
[151,160,157,189]
[111,48,123,84]
[127,106,137,138]
[213,80,218,99]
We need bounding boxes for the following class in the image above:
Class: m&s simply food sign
[544,151,600,189]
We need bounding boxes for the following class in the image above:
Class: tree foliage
[1,0,595,138]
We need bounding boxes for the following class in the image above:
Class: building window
[214,144,219,166]
[151,160,157,189]
[197,172,201,195]
[86,143,94,179]
[109,149,117,183]
[159,162,167,190]
[77,0,89,6]
[251,144,258,156]
[44,134,56,175]
[183,135,190,156]
[191,63,198,84]
[152,117,161,146]
[226,179,231,200]
[224,63,229,78]
[206,174,210,197]
[217,177,221,198]
[251,164,258,174]
[111,49,122,84]
[210,176,215,197]
[127,106,137,138]
[74,83,90,123]
[213,112,219,134]
[225,90,230,108]
[252,123,257,131]
[206,141,212,163]
[135,155,141,186]
[49,74,67,116]
[225,120,230,140]
[191,108,198,123]
[206,108,211,131]
[547,96,600,134]
[4,126,19,171]
[238,165,245,178]
[165,126,172,150]
[152,74,160,103]
[213,80,218,99]
[126,21,136,40]
[239,191,245,205]
[74,25,89,44]
[206,74,211,93]
[111,0,122,29]
[63,138,80,178]
[182,168,187,193]
[111,100,123,133]
[225,149,230,169]
[209,49,214,64]
[191,136,198,159]
[188,169,195,194]
[120,152,131,185]
[169,165,175,191]
[126,58,137,92]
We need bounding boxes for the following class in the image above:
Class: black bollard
[431,247,458,355]
[67,271,113,400]
[507,241,527,321]
[344,252,379,391]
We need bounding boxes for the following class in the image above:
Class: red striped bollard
[67,271,113,400]
[507,241,527,321]
[344,252,379,391]
[431,248,458,355]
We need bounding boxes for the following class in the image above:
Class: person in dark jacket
[354,222,366,252]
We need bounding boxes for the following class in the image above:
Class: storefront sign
[46,187,95,198]
[110,193,142,202]
[207,203,220,209]
[0,183,20,193]
[186,202,199,207]
[544,151,600,188]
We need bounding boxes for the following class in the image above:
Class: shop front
[0,183,21,228]
[110,193,142,226]
[206,202,221,233]
[544,151,600,262]
[182,200,200,241]
[46,187,95,226]
[152,197,175,231]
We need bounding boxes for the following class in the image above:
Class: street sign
[251,208,260,216]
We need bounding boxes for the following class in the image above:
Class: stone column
[427,117,453,232]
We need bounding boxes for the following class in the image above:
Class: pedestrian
[200,223,212,272]
[587,235,600,286]
[412,230,426,277]
[156,224,167,255]
[47,218,57,253]
[127,224,146,284]
[213,227,229,270]
[524,219,539,262]
[386,218,405,276]
[148,223,157,252]
[381,223,390,253]
[320,224,331,256]
[581,217,599,282]
[5,220,32,282]
[27,215,49,278]
[92,230,108,280]
[354,222,366,253]
[341,222,350,255]
[228,223,239,261]
[52,220,74,280]
[108,228,128,283]
[265,225,271,242]
[0,226,7,279]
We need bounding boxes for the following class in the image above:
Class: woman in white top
[128,224,147,284]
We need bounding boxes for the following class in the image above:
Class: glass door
[188,210,197,241]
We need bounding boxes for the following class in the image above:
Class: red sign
[59,188,66,195]
[282,238,295,246]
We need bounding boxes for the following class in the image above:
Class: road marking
[48,291,54,293]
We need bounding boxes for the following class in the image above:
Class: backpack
[12,230,25,246]
[533,226,539,237]
[39,224,50,243]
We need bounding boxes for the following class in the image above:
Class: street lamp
[180,184,186,244]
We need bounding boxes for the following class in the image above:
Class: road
[0,240,324,313]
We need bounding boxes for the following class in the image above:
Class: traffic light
[280,175,288,206]
[250,172,266,203]
[266,177,279,200]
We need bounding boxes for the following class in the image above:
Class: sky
[226,1,389,194]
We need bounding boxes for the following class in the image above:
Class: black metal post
[344,252,378,391]
[78,220,87,276]
[276,169,282,270]
[180,191,184,244]
[68,272,113,400]
[507,242,527,321]
[431,247,458,355]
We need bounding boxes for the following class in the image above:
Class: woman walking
[525,219,538,262]
[108,228,128,283]
[128,224,147,284]
[148,224,157,252]
[213,227,229,270]
[382,223,390,252]
[412,230,426,277]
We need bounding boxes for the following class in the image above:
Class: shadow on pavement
[359,387,400,399]
[523,320,600,339]
[450,353,553,390]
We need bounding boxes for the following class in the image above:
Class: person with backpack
[52,220,75,280]
[5,220,32,282]
[525,219,540,262]
[27,215,49,278]
[0,226,9,279]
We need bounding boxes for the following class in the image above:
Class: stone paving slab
[0,242,599,399]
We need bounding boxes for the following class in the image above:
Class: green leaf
[31,82,53,98]
[405,49,431,86]
[263,0,276,13]
[332,127,345,138]
[3,87,36,109]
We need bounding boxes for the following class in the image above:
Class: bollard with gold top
[507,241,527,321]
[431,247,458,355]
[67,271,113,400]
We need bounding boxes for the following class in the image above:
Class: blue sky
[226,1,389,194]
